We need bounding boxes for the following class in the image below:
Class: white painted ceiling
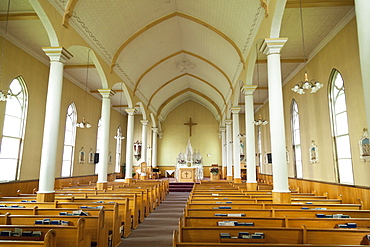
[0,0,355,121]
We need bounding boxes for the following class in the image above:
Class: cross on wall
[184,117,197,137]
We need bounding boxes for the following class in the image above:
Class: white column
[231,107,241,182]
[125,108,135,182]
[242,85,258,188]
[220,127,226,167]
[261,38,290,193]
[141,120,149,164]
[97,89,114,188]
[225,120,233,180]
[151,127,158,168]
[38,47,72,198]
[355,0,370,133]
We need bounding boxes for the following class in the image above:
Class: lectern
[178,167,196,182]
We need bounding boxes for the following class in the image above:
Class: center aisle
[119,191,190,247]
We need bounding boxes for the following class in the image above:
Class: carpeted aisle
[119,191,189,247]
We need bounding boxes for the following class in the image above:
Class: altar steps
[169,182,194,192]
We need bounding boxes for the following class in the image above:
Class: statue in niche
[310,140,319,164]
[359,128,370,162]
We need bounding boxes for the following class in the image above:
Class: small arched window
[329,69,354,184]
[0,77,28,181]
[61,103,77,177]
[291,99,303,178]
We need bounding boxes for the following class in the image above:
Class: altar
[174,139,204,182]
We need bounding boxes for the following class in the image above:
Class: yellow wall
[0,37,126,180]
[158,100,221,167]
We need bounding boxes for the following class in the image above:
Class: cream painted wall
[158,100,221,167]
[0,37,127,181]
[256,18,369,186]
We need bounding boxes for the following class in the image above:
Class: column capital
[242,85,258,95]
[152,127,159,133]
[158,131,163,138]
[219,126,226,132]
[42,47,73,63]
[125,108,136,115]
[98,89,115,98]
[260,38,288,56]
[225,119,232,125]
[141,120,150,125]
[231,107,241,114]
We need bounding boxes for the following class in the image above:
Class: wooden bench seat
[0,212,108,247]
[0,228,56,247]
[0,218,90,247]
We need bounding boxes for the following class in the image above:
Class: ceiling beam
[286,0,354,8]
[0,13,38,21]
[64,64,95,69]
[257,58,305,64]
[91,89,124,94]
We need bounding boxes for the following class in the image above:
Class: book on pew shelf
[346,223,357,228]
[218,221,237,226]
[341,215,350,218]
[215,214,227,216]
[227,213,245,217]
[325,215,333,218]
[337,224,348,228]
[59,212,67,215]
[238,232,250,239]
[35,220,43,225]
[316,214,325,218]
[314,207,327,210]
[0,205,5,207]
[50,220,61,225]
[43,219,50,225]
[220,233,231,238]
[22,231,32,237]
[306,202,313,204]
[1,231,12,236]
[212,194,219,196]
[30,200,36,202]
[21,200,28,202]
[333,214,343,218]
[61,220,69,226]
[219,206,232,209]
[32,231,42,237]
[236,222,254,226]
[301,207,309,209]
[251,233,264,239]
[13,228,22,236]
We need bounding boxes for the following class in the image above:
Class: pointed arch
[110,11,243,71]
[147,73,226,108]
[134,50,232,93]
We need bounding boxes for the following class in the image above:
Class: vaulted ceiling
[0,0,355,122]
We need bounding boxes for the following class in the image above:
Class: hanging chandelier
[291,0,323,95]
[76,117,91,128]
[291,71,323,94]
[253,114,268,126]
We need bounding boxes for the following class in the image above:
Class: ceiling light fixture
[177,58,196,72]
[291,0,323,94]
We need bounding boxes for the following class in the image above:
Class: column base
[272,191,291,204]
[140,175,147,180]
[222,167,226,179]
[227,176,233,182]
[234,178,242,183]
[125,178,133,183]
[246,182,257,191]
[37,192,55,202]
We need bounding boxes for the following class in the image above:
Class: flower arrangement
[210,167,219,175]
[178,159,186,164]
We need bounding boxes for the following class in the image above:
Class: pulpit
[178,167,196,182]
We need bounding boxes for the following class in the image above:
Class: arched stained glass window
[291,99,303,178]
[329,69,354,184]
[0,77,28,181]
[61,103,77,177]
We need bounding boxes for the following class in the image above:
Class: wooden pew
[172,229,367,247]
[0,218,90,247]
[0,228,56,247]
[0,212,108,247]
[0,203,123,246]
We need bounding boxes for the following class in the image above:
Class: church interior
[1,0,370,246]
